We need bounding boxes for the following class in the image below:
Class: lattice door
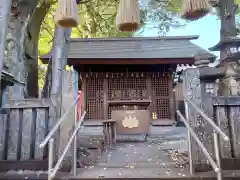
[85,76,104,120]
[151,74,171,119]
[107,73,148,119]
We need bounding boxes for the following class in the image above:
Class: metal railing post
[39,95,81,148]
[177,111,220,173]
[184,101,194,175]
[39,94,85,180]
[48,139,54,180]
[213,130,222,180]
[184,96,229,141]
[178,96,229,180]
[49,111,86,179]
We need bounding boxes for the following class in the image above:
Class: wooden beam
[64,58,195,66]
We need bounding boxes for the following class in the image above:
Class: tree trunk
[42,26,72,170]
[6,3,37,99]
[25,5,50,98]
[0,0,12,81]
[43,27,72,98]
[219,0,237,59]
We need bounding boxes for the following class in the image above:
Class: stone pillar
[182,54,215,172]
[219,62,240,96]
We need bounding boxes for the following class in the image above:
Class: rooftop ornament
[181,0,212,21]
[116,0,140,32]
[54,0,79,28]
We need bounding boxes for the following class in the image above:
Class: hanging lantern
[116,0,140,32]
[54,0,79,28]
[181,0,212,21]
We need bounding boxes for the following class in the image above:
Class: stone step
[69,168,240,179]
[95,161,179,168]
[2,169,240,180]
[0,160,48,173]
[222,158,240,170]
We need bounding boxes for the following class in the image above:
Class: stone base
[58,157,72,172]
[194,163,212,172]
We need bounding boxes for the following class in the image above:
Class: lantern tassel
[181,0,212,21]
[116,0,140,32]
[54,0,79,28]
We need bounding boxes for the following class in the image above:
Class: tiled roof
[41,36,216,61]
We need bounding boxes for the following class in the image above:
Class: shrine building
[41,36,216,132]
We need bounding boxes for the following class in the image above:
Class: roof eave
[209,37,240,51]
[70,35,200,43]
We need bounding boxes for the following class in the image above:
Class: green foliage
[142,0,184,35]
[38,0,134,88]
[37,0,184,88]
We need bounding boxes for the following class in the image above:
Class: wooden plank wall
[0,99,50,160]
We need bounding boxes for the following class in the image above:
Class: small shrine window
[205,83,215,94]
[229,47,238,54]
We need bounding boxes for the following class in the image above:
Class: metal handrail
[177,111,224,180]
[184,96,229,141]
[177,111,220,172]
[179,96,230,180]
[48,111,86,180]
[39,93,84,180]
[39,95,81,148]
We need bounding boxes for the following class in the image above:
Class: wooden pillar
[172,89,177,122]
[146,76,152,119]
[103,78,108,120]
[168,73,175,121]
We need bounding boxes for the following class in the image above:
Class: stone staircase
[1,126,240,180]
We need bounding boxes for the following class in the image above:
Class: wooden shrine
[41,36,216,129]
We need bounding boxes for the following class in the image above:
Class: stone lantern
[209,37,240,95]
[194,53,224,96]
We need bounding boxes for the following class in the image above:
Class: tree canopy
[37,0,186,88]
[37,0,240,88]
[38,0,185,57]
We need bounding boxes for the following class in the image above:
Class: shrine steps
[1,170,240,180]
[193,158,240,172]
[0,160,48,172]
[222,158,240,170]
